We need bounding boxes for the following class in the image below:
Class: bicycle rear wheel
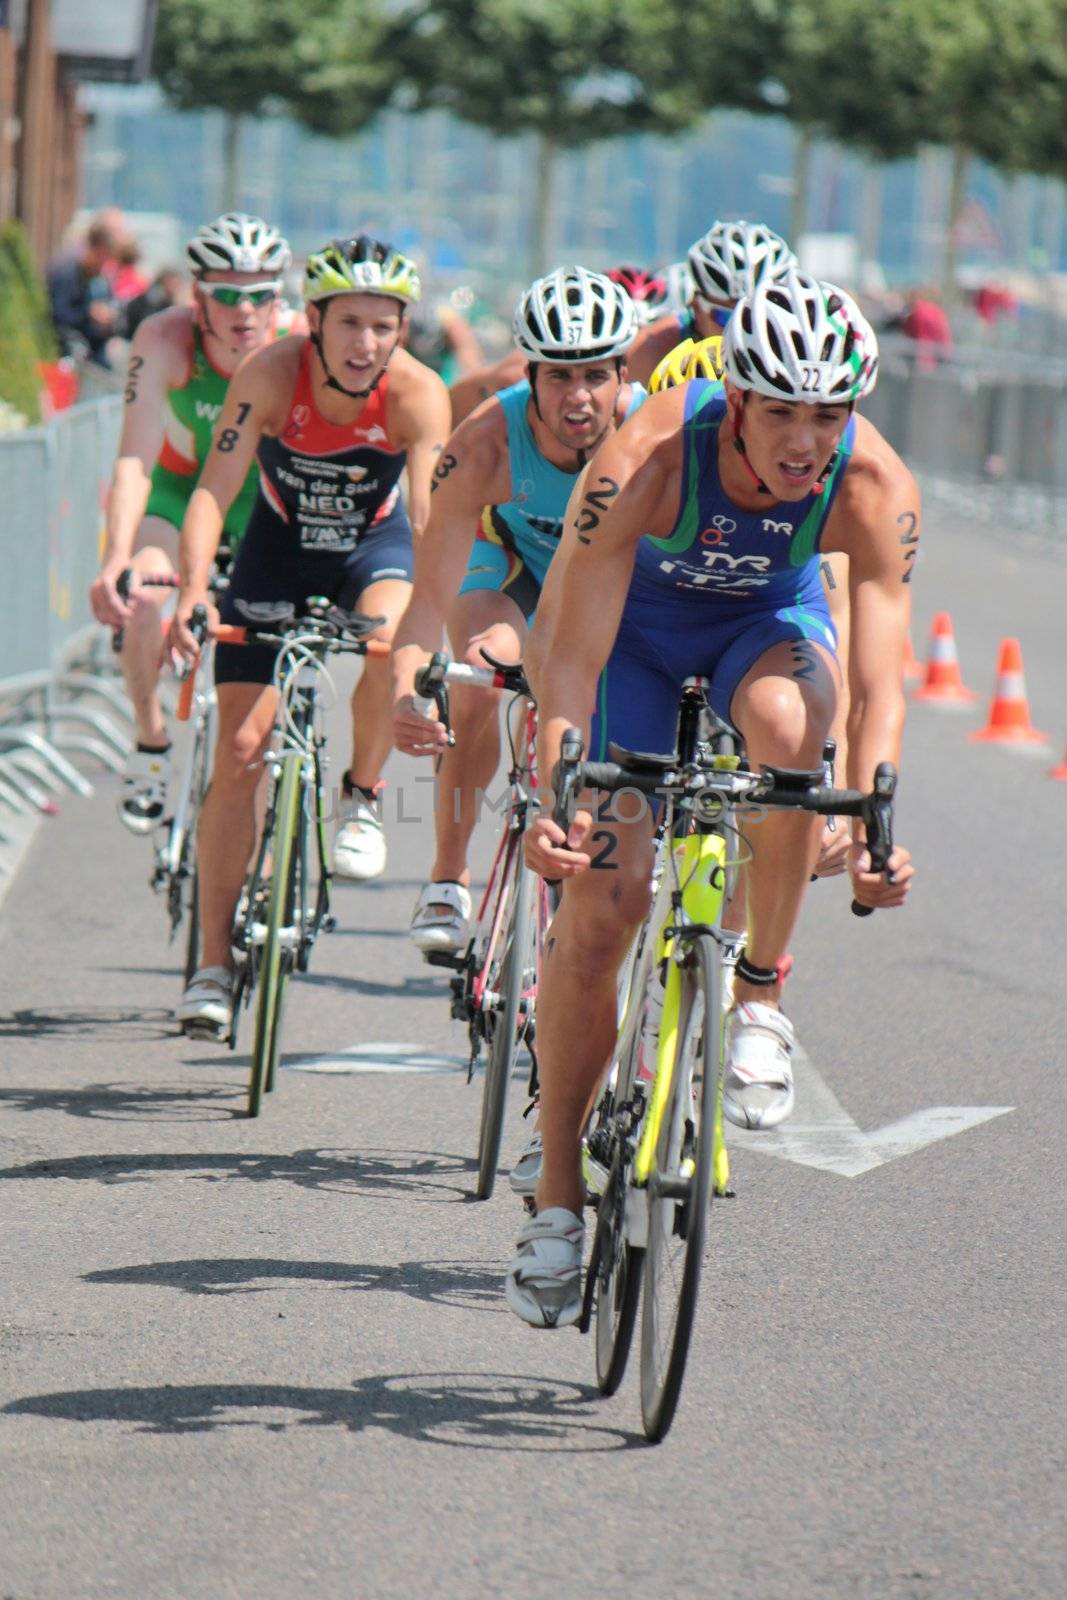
[475,847,533,1199]
[639,934,723,1442]
[248,756,300,1118]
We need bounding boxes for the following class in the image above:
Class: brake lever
[543,728,585,889]
[851,762,897,918]
[412,650,455,747]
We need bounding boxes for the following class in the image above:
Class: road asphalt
[0,510,1064,1599]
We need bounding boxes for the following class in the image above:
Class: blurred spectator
[119,265,191,339]
[888,287,953,371]
[974,281,1018,328]
[111,237,151,303]
[47,213,123,366]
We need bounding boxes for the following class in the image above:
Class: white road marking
[284,1042,468,1076]
[728,1047,1013,1177]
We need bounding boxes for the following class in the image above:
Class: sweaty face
[737,390,851,501]
[535,361,621,452]
[197,270,280,353]
[313,293,402,389]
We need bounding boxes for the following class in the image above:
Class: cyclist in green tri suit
[90,213,304,833]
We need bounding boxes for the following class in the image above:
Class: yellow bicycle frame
[634,828,730,1195]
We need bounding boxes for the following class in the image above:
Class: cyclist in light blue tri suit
[392,266,645,954]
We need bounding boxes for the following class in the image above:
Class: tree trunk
[941,141,970,307]
[531,130,557,280]
[220,112,243,213]
[789,123,814,245]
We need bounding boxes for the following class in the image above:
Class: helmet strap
[812,402,854,496]
[525,360,624,470]
[310,299,402,400]
[730,392,772,496]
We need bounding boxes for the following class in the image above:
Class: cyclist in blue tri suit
[391,267,644,954]
[628,219,796,387]
[512,271,917,1328]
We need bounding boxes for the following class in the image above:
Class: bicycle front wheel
[639,934,723,1442]
[476,848,534,1199]
[248,756,301,1118]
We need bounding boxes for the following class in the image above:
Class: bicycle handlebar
[550,730,896,918]
[413,649,530,746]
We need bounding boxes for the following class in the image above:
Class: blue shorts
[457,507,544,622]
[589,590,838,760]
[215,499,412,686]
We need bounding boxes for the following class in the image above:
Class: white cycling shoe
[119,748,170,835]
[177,966,234,1038]
[723,1001,796,1129]
[505,1207,584,1330]
[508,1130,543,1195]
[409,881,471,954]
[333,790,387,881]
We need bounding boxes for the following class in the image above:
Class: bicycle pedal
[322,915,336,934]
[424,950,464,970]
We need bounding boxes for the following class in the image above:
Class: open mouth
[779,460,815,488]
[562,411,594,431]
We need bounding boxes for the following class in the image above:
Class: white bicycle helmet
[186,213,291,277]
[724,270,878,403]
[513,267,637,363]
[688,220,796,306]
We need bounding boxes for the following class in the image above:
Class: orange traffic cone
[902,632,922,683]
[969,638,1049,746]
[1049,745,1067,780]
[912,612,979,703]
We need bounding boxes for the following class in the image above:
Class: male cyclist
[509,272,917,1327]
[90,214,299,833]
[171,235,450,1035]
[446,267,661,428]
[627,219,796,387]
[391,267,642,956]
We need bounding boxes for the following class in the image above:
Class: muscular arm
[827,433,921,796]
[392,364,452,541]
[528,403,681,793]
[101,316,178,570]
[626,315,686,388]
[178,349,281,601]
[391,405,512,701]
[449,350,526,426]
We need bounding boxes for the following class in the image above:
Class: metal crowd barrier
[865,338,1067,538]
[0,394,133,817]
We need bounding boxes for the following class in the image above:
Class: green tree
[401,0,697,275]
[152,0,410,205]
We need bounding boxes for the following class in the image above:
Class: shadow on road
[296,969,443,999]
[0,1082,239,1122]
[3,1372,641,1452]
[0,1145,480,1201]
[82,1255,504,1312]
[0,1006,175,1041]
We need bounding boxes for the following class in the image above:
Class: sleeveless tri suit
[589,379,855,758]
[458,378,647,619]
[215,342,413,685]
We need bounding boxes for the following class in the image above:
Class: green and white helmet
[303,235,421,308]
[724,270,878,403]
[186,213,291,277]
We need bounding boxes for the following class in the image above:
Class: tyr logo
[762,518,794,536]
